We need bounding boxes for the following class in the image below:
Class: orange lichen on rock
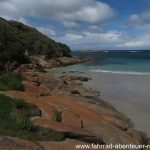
[2,72,143,150]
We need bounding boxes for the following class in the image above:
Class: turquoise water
[71,51,150,75]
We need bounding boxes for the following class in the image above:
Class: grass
[0,74,24,91]
[55,110,62,122]
[15,98,28,109]
[0,94,65,141]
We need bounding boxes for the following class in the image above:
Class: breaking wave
[90,69,150,75]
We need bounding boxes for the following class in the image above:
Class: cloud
[62,21,79,28]
[59,1,116,24]
[128,11,150,25]
[88,25,101,31]
[54,30,125,50]
[118,35,150,49]
[0,0,116,27]
[65,33,84,41]
[38,27,57,37]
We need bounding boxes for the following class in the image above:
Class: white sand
[84,72,150,135]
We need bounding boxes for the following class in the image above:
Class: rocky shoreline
[7,56,90,73]
[0,57,150,150]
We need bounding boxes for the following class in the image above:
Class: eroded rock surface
[1,72,149,150]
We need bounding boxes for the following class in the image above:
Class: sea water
[71,50,150,75]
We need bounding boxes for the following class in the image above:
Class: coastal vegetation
[0,74,24,91]
[0,17,71,71]
[55,109,62,122]
[0,94,65,141]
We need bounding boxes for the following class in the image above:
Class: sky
[0,0,150,50]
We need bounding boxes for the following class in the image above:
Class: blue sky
[0,0,150,50]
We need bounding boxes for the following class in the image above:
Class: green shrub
[15,115,33,131]
[0,74,24,91]
[55,110,62,122]
[0,94,14,121]
[15,99,28,109]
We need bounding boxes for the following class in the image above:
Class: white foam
[129,50,142,53]
[103,50,109,53]
[90,69,150,75]
[130,51,137,53]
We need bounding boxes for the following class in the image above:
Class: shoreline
[90,69,150,76]
[47,68,150,147]
[52,66,150,136]
[1,58,150,149]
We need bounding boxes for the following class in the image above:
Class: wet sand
[84,72,150,135]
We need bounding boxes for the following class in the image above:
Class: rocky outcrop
[60,75,91,82]
[12,56,90,74]
[0,136,42,150]
[60,75,100,97]
[1,72,149,150]
[61,111,82,128]
[30,56,90,69]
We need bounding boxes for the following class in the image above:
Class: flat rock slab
[62,111,82,128]
[0,136,41,150]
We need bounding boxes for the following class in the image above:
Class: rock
[88,120,141,148]
[5,61,19,72]
[64,80,68,85]
[26,107,42,117]
[23,73,41,87]
[40,80,58,92]
[39,92,51,97]
[139,131,150,145]
[37,56,91,69]
[75,86,100,98]
[79,77,91,82]
[66,132,104,144]
[62,111,82,128]
[25,82,50,95]
[60,75,91,82]
[84,96,117,110]
[13,64,29,73]
[71,90,80,95]
[4,71,147,149]
[0,136,41,150]
[23,74,38,82]
[69,71,79,73]
[33,81,40,87]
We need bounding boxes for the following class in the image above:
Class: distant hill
[0,17,71,70]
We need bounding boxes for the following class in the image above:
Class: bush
[0,43,28,64]
[15,115,34,131]
[55,110,62,122]
[15,99,28,109]
[0,74,24,91]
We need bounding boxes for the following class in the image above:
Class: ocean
[51,50,150,135]
[71,50,150,75]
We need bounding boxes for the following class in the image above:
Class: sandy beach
[51,66,150,136]
[83,72,150,136]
